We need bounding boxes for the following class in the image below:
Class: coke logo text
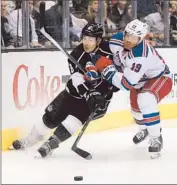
[13,65,60,110]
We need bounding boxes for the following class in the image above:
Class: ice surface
[2,119,177,184]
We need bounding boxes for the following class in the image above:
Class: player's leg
[37,115,84,157]
[130,89,148,144]
[138,76,172,158]
[11,90,69,150]
[36,97,91,158]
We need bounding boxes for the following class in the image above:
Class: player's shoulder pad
[128,40,149,59]
[99,40,113,56]
[109,32,124,47]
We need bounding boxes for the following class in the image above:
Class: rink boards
[2,48,177,151]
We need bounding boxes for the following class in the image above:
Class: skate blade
[34,151,43,159]
[149,152,161,159]
[33,150,54,159]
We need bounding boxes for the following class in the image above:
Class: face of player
[82,36,98,53]
[123,32,140,49]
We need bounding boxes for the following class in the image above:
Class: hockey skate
[133,129,148,144]
[35,135,60,158]
[9,126,44,150]
[148,135,163,159]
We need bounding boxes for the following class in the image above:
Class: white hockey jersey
[109,32,171,90]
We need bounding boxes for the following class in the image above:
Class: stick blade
[72,147,92,160]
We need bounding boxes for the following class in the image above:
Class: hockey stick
[39,4,93,159]
[40,26,114,159]
[41,27,114,159]
[71,106,99,160]
[71,86,114,160]
[39,4,114,159]
[39,2,85,73]
[40,28,86,73]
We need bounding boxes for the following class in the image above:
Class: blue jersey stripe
[145,120,160,126]
[143,112,160,118]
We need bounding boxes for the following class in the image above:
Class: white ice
[2,119,177,184]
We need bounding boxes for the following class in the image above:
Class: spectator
[81,0,100,23]
[44,0,88,46]
[169,1,177,45]
[1,0,14,48]
[117,3,133,31]
[78,0,117,32]
[6,0,16,15]
[107,0,130,30]
[7,0,42,47]
[143,2,167,46]
[137,0,156,21]
[72,0,89,13]
[69,0,88,42]
[44,0,64,43]
[44,0,56,10]
[32,1,52,47]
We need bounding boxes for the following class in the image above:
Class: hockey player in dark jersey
[11,23,118,158]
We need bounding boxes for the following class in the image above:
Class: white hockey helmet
[124,19,149,42]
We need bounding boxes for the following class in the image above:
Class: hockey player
[93,19,172,159]
[11,23,118,158]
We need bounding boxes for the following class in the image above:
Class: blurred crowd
[1,0,177,49]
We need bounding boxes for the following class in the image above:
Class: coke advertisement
[13,65,61,110]
[2,51,70,128]
[2,49,177,129]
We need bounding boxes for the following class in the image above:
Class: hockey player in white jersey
[93,19,172,159]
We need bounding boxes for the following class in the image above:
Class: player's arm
[95,56,148,90]
[66,72,105,111]
[113,58,148,90]
[109,40,125,73]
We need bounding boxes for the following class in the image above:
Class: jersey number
[131,63,142,73]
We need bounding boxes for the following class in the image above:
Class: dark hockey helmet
[82,23,104,39]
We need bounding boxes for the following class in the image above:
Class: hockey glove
[84,61,101,83]
[101,64,116,84]
[91,55,116,84]
[85,89,105,112]
[93,55,113,73]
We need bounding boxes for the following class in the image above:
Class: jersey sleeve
[109,32,125,71]
[121,57,148,90]
[66,72,93,98]
[109,32,124,55]
[111,57,148,91]
[68,49,79,74]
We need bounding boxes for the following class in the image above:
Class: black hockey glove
[85,89,105,112]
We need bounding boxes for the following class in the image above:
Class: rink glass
[1,0,175,51]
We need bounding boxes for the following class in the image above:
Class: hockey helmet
[82,23,104,39]
[124,19,149,43]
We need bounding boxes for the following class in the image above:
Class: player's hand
[85,89,105,111]
[84,62,100,82]
[91,55,116,84]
